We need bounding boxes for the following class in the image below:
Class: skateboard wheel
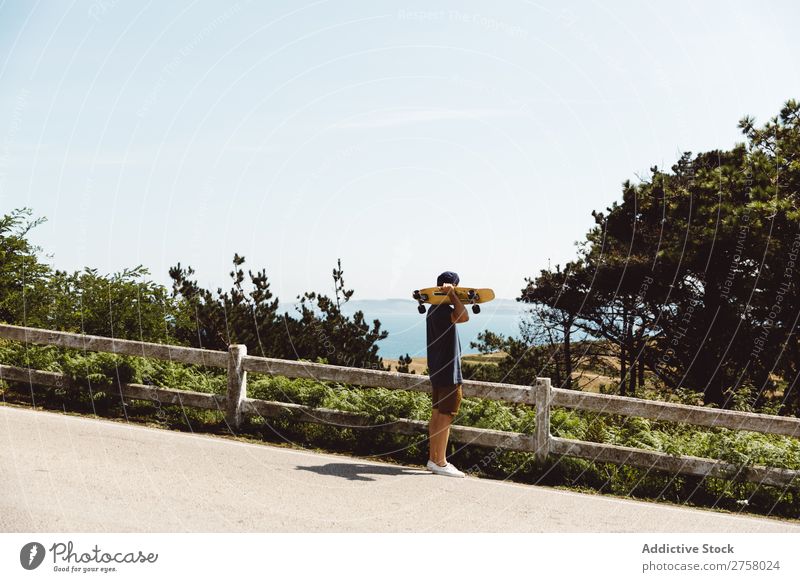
[418,305,426,314]
[413,290,421,300]
[472,304,481,314]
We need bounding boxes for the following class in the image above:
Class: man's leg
[428,408,454,466]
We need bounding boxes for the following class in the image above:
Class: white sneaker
[426,460,465,478]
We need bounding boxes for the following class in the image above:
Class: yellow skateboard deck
[412,286,495,314]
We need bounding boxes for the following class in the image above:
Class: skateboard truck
[467,289,480,314]
[413,290,426,314]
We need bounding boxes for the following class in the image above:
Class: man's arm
[443,284,469,324]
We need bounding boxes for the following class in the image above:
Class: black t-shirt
[426,303,463,388]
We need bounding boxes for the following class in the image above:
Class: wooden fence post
[226,344,247,430]
[533,377,551,464]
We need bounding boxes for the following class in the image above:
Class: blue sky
[2,0,799,301]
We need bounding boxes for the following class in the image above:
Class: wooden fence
[1,323,799,488]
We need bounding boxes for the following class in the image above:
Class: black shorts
[431,384,462,415]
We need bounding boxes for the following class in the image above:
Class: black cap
[436,271,460,286]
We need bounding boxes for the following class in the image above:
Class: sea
[339,298,528,359]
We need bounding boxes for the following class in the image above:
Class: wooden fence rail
[1,323,799,488]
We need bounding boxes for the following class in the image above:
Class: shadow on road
[295,462,429,481]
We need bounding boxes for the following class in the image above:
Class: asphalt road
[1,405,798,532]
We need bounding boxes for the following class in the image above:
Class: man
[426,271,469,477]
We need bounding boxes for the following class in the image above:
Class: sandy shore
[383,352,506,374]
[382,356,428,374]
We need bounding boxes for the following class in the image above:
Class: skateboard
[412,286,495,314]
